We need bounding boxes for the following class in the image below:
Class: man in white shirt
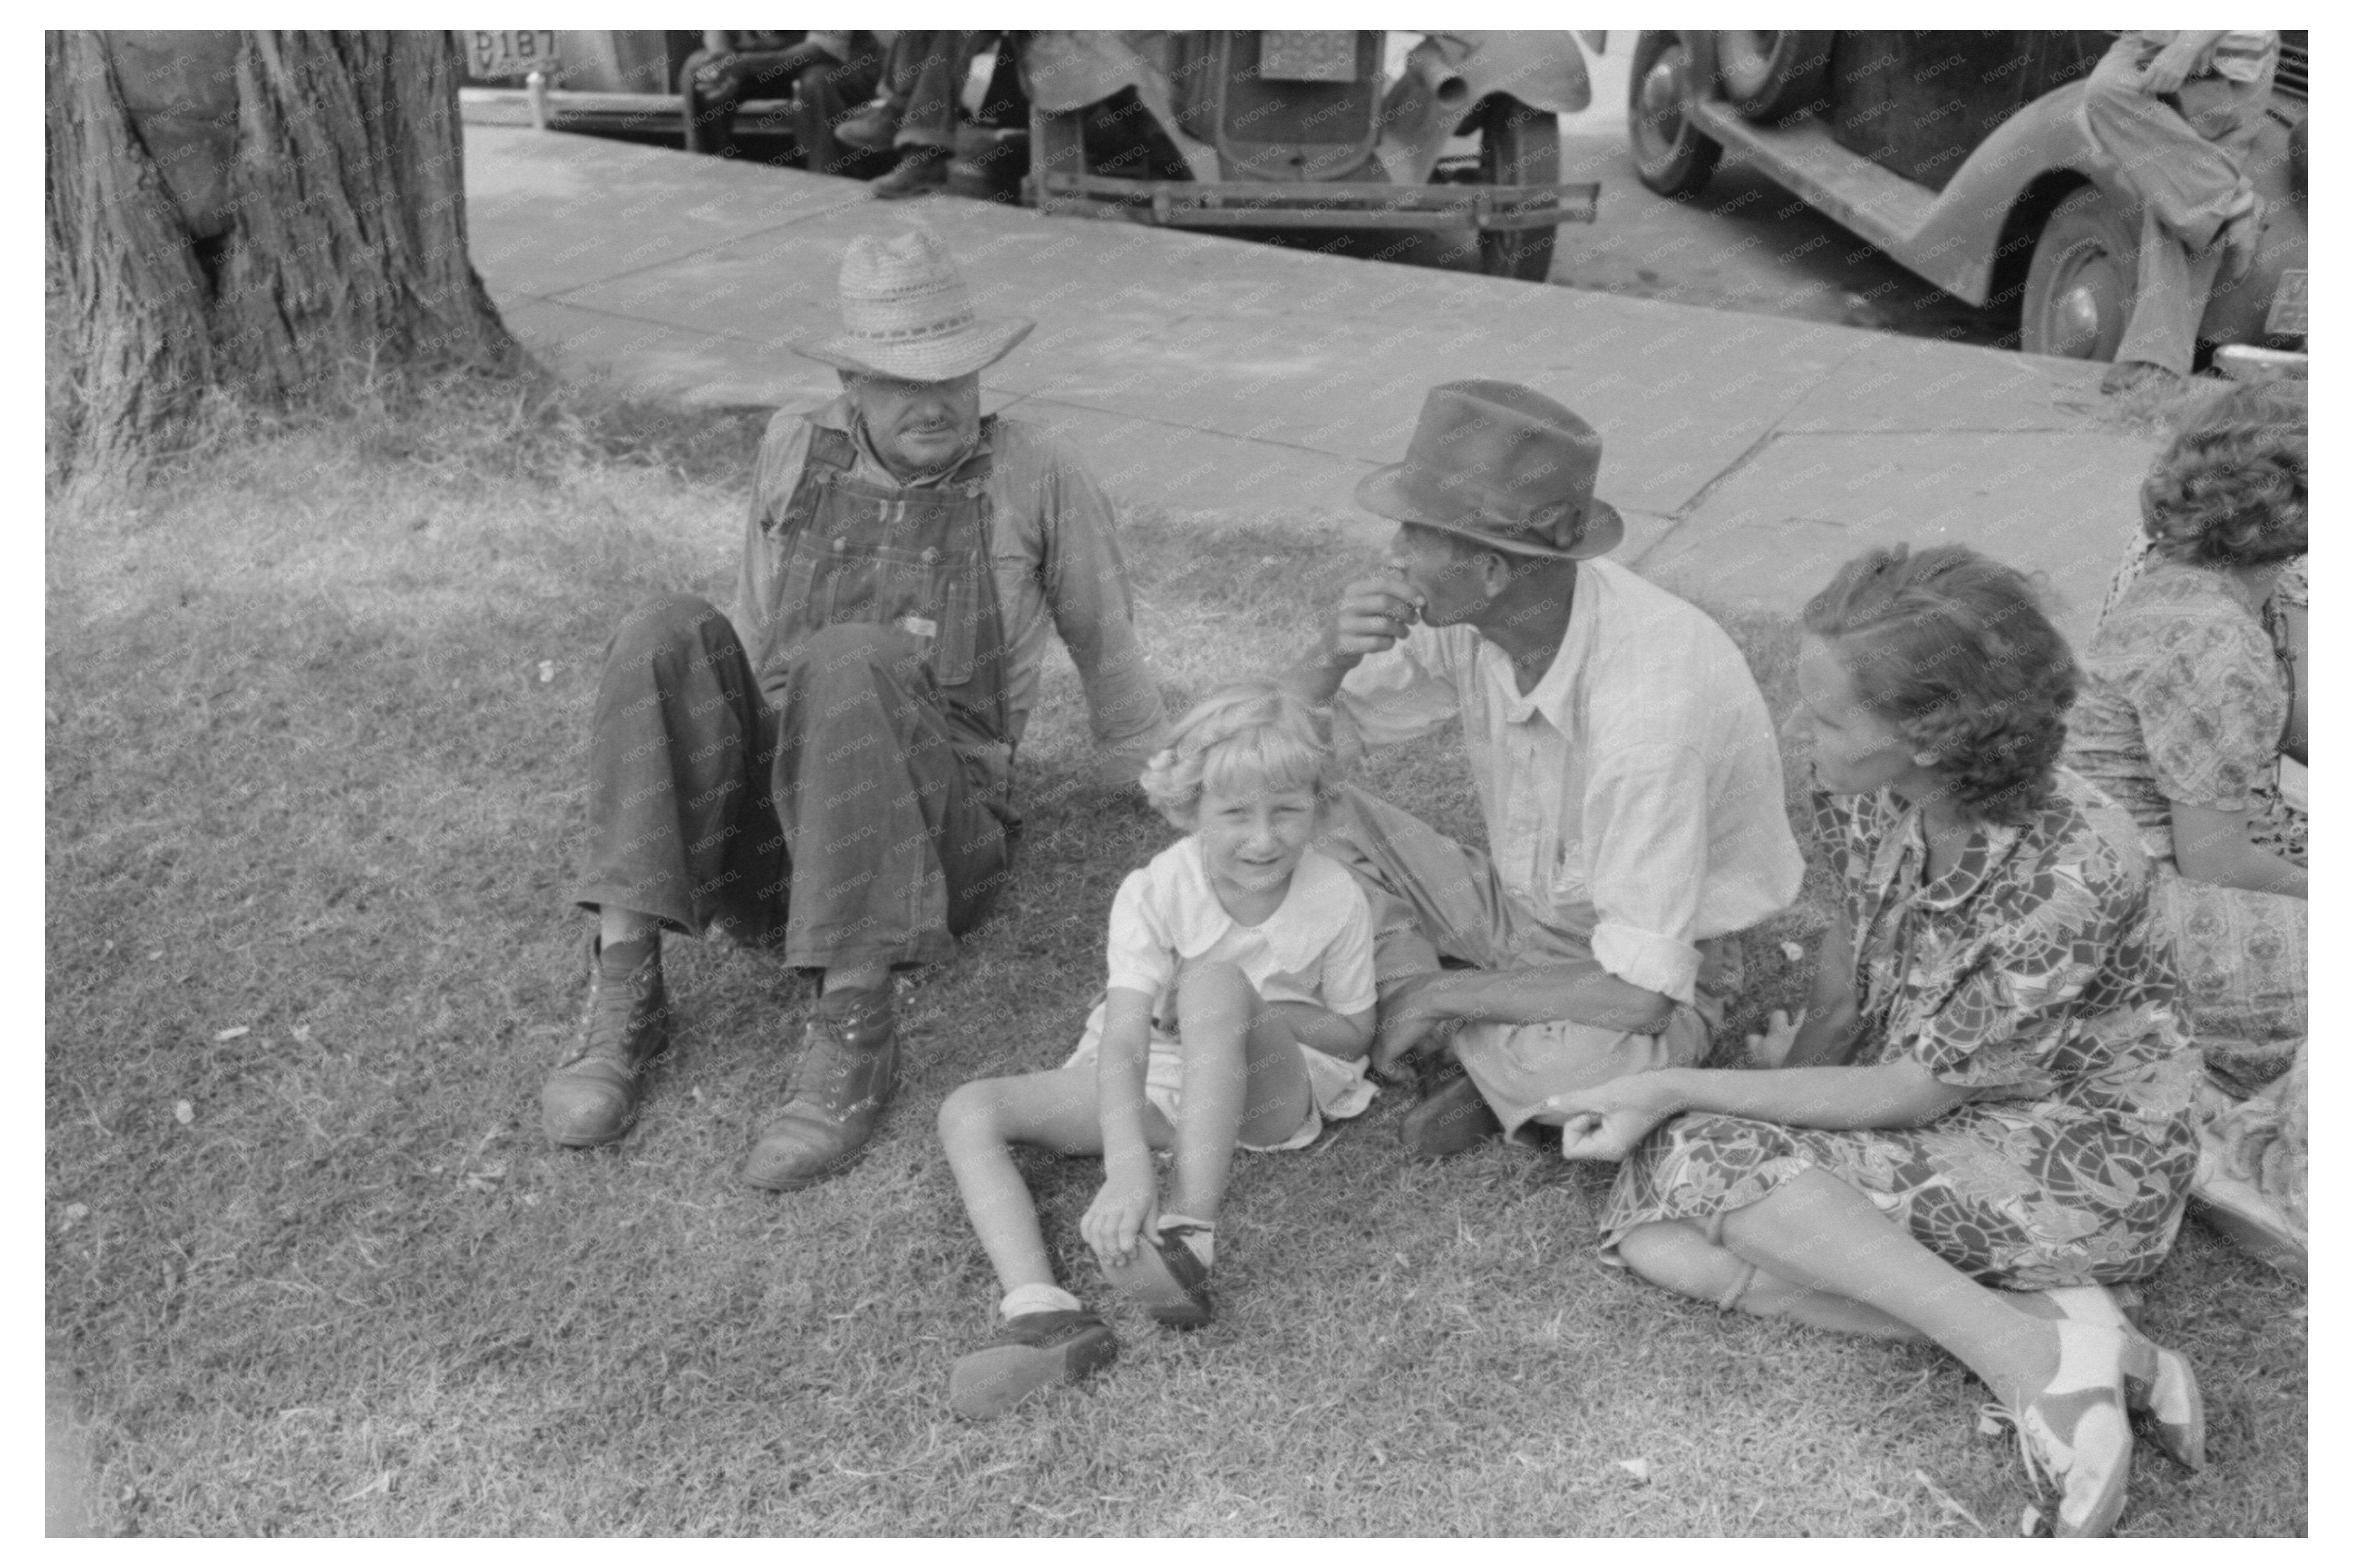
[1284,381,1805,1157]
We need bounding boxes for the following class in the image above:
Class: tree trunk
[46,30,524,488]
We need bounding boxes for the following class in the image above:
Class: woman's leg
[1715,1169,2057,1411]
[1164,963,1313,1221]
[1615,1220,1926,1341]
[938,1066,1172,1298]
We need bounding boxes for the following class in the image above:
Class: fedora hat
[1355,380,1623,560]
[792,227,1034,382]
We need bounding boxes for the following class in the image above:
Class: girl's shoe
[1993,1319,2137,1539]
[947,1310,1118,1420]
[2039,1285,2205,1471]
[1099,1219,1214,1329]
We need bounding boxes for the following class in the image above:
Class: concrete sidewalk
[463,122,2160,644]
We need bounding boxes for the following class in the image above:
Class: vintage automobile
[1626,30,2307,372]
[1013,30,1603,280]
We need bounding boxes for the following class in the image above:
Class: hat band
[835,311,984,346]
[1401,467,1581,541]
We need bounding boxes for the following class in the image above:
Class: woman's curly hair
[1803,544,2077,826]
[1139,679,1342,832]
[2141,383,2307,568]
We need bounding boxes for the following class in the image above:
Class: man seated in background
[2081,28,2280,394]
[680,29,883,169]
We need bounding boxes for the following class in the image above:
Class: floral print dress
[1600,774,2201,1288]
[2070,556,2305,1088]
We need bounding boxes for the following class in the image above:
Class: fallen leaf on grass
[1615,1457,1652,1485]
[1912,1469,1987,1533]
[1781,941,1806,963]
[62,1203,88,1227]
[291,1024,313,1044]
[214,1026,251,1042]
[174,1101,194,1126]
[538,660,556,684]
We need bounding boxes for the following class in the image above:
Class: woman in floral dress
[2068,385,2306,1278]
[1549,545,2204,1538]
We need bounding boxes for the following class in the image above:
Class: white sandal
[1988,1319,2136,1538]
[2040,1285,2206,1470]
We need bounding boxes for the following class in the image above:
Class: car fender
[1019,30,1221,180]
[1900,81,2116,302]
[1381,30,1590,182]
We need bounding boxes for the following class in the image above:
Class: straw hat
[791,228,1034,381]
[1355,381,1623,560]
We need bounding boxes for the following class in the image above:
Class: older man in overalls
[544,229,1170,1190]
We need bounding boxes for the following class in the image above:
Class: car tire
[1715,31,1833,124]
[2020,185,2140,360]
[1628,32,1721,199]
[1476,96,1559,283]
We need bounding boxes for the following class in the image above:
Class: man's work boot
[743,987,900,1190]
[833,99,899,152]
[541,936,671,1148]
[870,144,951,200]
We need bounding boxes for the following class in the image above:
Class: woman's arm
[2278,599,2306,764]
[1554,1056,1969,1162]
[2171,800,2307,898]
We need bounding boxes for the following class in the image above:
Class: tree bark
[46,30,524,488]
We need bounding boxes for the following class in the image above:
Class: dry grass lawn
[44,371,2306,1536]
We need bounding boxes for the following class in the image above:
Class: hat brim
[791,316,1034,381]
[1353,463,1623,561]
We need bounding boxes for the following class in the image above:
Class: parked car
[457,29,1604,283]
[1015,30,1602,280]
[1626,30,2307,371]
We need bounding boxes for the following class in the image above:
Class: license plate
[2266,269,2307,336]
[468,30,560,82]
[1259,31,1359,83]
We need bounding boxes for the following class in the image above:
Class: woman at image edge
[1550,544,2204,1538]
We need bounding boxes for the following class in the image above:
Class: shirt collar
[1887,793,2024,911]
[1485,564,1587,727]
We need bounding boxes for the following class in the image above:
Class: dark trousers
[573,595,1013,971]
[883,30,986,149]
[680,43,885,166]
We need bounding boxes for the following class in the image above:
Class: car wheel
[1476,96,1559,282]
[1715,31,1833,123]
[2020,185,2140,360]
[1628,32,1721,199]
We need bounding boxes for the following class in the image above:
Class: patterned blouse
[2068,559,2290,859]
[1817,774,2190,1105]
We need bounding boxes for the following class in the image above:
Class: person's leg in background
[870,32,982,198]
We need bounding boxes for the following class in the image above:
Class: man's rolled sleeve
[1583,742,1710,1004]
[1034,441,1171,781]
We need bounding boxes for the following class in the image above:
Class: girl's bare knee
[1175,962,1256,1031]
